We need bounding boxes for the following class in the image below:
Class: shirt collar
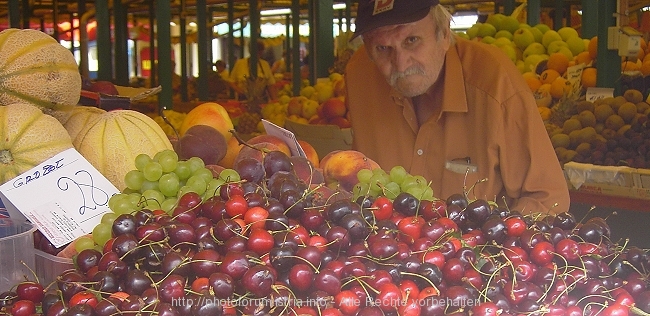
[389,41,469,116]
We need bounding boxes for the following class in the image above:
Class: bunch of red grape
[2,148,650,316]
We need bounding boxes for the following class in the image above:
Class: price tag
[261,119,306,158]
[585,87,614,102]
[0,148,119,248]
[566,64,585,97]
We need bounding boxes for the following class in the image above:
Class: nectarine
[180,102,234,141]
[319,150,381,191]
[298,140,320,168]
[218,136,243,169]
[247,134,292,157]
[320,97,347,119]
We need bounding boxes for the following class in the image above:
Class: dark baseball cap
[353,0,439,39]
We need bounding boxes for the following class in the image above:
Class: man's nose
[392,49,412,73]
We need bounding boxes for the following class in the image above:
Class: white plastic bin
[0,219,36,292]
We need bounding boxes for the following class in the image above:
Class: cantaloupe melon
[73,110,173,190]
[0,103,73,184]
[49,105,106,142]
[0,28,81,109]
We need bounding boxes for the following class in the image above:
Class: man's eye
[376,45,388,52]
[405,37,419,44]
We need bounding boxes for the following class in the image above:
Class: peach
[319,150,381,191]
[247,134,292,157]
[320,97,347,119]
[327,117,351,129]
[298,140,320,168]
[179,102,234,141]
[333,78,346,97]
[309,183,353,207]
[233,142,282,166]
[217,136,243,169]
[290,156,324,186]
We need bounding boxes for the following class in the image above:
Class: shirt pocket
[441,162,483,199]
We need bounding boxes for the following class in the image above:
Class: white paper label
[262,119,306,157]
[0,148,119,248]
[585,87,615,102]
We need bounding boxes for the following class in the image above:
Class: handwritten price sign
[0,148,119,248]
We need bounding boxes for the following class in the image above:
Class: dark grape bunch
[2,148,649,316]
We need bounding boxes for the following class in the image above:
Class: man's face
[363,13,450,97]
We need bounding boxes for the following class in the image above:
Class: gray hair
[431,5,456,45]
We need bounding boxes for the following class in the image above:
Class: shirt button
[417,149,423,156]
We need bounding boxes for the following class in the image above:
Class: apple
[319,150,381,191]
[287,96,307,116]
[301,99,320,120]
[313,82,334,103]
[298,140,320,168]
[542,30,563,48]
[522,43,546,60]
[180,102,234,141]
[321,97,347,119]
[513,28,535,50]
[247,134,292,157]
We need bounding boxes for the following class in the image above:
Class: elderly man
[345,0,570,214]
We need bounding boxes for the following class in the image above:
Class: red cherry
[243,206,269,230]
[397,298,421,316]
[397,216,425,244]
[288,263,315,292]
[246,228,274,255]
[11,299,37,316]
[423,250,446,269]
[470,301,500,316]
[504,217,527,237]
[375,283,400,312]
[16,281,44,303]
[225,195,248,219]
[530,241,555,266]
[370,196,393,221]
[68,291,98,308]
[398,279,420,302]
[334,290,360,315]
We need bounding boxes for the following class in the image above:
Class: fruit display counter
[4,24,650,316]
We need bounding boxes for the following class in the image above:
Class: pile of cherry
[1,157,650,316]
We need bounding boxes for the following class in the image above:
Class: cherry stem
[229,129,272,153]
[284,255,320,273]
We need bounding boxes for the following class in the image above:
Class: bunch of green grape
[352,166,435,201]
[107,149,241,215]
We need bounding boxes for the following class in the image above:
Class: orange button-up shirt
[345,37,570,215]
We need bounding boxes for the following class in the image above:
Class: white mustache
[389,66,426,85]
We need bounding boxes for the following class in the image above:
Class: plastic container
[0,219,36,292]
[34,249,75,286]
